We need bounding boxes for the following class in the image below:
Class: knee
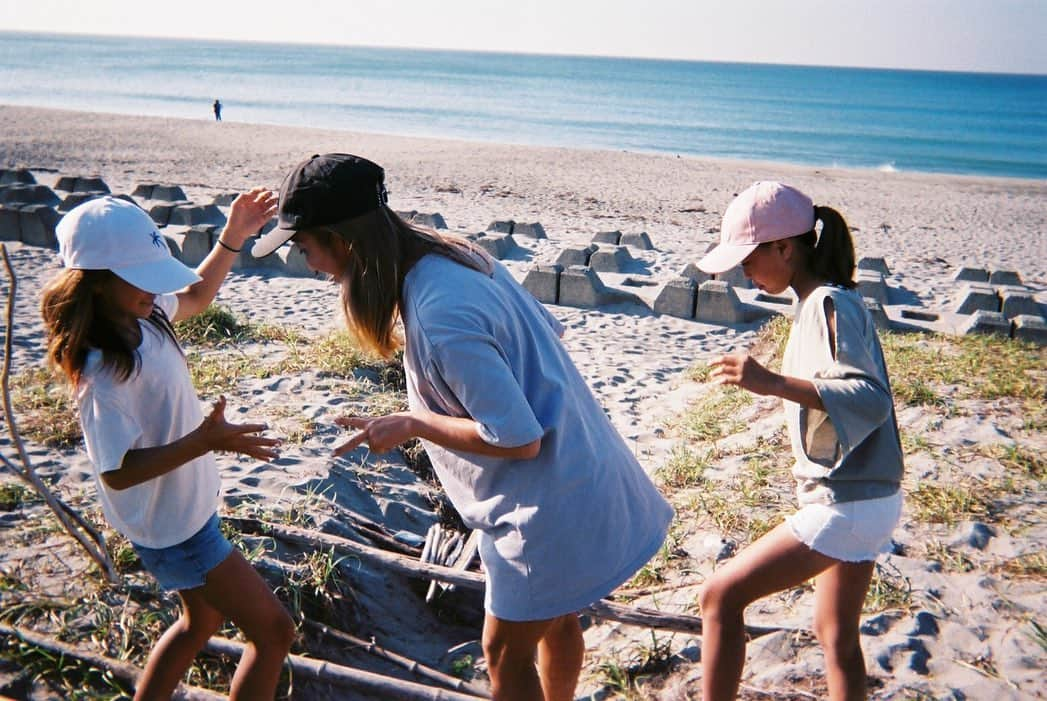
[699,577,742,622]
[813,617,860,659]
[250,609,296,653]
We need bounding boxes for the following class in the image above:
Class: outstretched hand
[222,187,278,247]
[332,413,417,457]
[708,352,780,396]
[199,396,281,461]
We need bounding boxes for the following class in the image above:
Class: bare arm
[173,188,277,321]
[102,396,280,490]
[708,299,838,410]
[332,410,542,460]
[708,353,825,410]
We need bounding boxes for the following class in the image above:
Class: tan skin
[293,228,582,700]
[98,189,295,701]
[701,238,874,701]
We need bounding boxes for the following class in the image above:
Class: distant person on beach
[41,194,294,701]
[251,153,674,701]
[695,182,904,701]
[213,98,222,121]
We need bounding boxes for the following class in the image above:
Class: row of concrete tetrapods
[2,167,1042,343]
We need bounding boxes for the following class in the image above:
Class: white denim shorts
[786,492,902,563]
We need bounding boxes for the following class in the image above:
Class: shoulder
[807,284,864,317]
[155,293,179,319]
[404,255,500,319]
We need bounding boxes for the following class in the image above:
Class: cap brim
[114,257,202,294]
[696,242,758,274]
[251,225,296,258]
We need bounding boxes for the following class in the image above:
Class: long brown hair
[41,269,180,385]
[311,207,491,358]
[792,205,856,289]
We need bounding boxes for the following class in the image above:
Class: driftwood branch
[0,623,224,701]
[228,517,793,639]
[303,619,491,698]
[203,635,487,700]
[0,244,118,582]
[319,493,422,556]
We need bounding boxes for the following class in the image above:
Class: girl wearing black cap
[254,154,673,700]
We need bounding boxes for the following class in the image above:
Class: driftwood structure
[203,636,486,700]
[229,516,790,639]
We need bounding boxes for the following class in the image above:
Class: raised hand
[199,396,281,462]
[222,187,278,248]
[332,413,417,457]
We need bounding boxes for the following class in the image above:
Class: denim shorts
[132,513,234,591]
[786,492,902,563]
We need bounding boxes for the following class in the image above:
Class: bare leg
[536,614,584,701]
[813,561,875,701]
[699,523,840,701]
[483,612,583,701]
[194,550,296,700]
[134,592,224,700]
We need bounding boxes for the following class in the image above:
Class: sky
[2,0,1045,75]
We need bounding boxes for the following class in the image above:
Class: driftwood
[228,517,792,638]
[318,493,422,556]
[0,623,224,701]
[0,245,118,582]
[203,635,487,700]
[303,619,491,698]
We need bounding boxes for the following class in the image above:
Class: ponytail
[796,205,856,289]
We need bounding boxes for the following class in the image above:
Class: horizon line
[2,27,1045,79]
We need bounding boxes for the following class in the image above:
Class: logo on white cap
[57,196,202,294]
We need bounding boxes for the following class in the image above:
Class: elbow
[101,470,132,491]
[868,385,895,426]
[512,438,542,460]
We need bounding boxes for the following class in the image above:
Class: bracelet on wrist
[217,238,241,253]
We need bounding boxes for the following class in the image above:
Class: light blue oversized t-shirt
[401,253,674,621]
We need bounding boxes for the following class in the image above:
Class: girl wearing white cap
[696,182,903,700]
[252,154,674,701]
[41,193,294,700]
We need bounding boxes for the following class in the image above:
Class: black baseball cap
[252,153,388,257]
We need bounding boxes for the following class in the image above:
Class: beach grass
[8,365,80,448]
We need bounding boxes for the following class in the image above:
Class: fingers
[233,422,269,434]
[241,445,280,462]
[209,395,227,419]
[334,416,369,430]
[333,430,369,457]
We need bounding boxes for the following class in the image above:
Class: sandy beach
[1,104,1045,699]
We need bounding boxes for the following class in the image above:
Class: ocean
[2,31,1045,179]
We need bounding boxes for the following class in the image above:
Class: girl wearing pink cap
[696,182,903,701]
[41,193,294,700]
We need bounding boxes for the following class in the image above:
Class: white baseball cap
[57,196,201,293]
[697,182,816,274]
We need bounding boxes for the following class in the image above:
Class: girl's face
[98,274,155,325]
[741,240,793,295]
[293,230,350,277]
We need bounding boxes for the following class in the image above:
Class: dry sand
[1,104,1045,699]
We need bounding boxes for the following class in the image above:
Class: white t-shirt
[77,294,220,548]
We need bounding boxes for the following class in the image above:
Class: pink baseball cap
[697,181,815,274]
